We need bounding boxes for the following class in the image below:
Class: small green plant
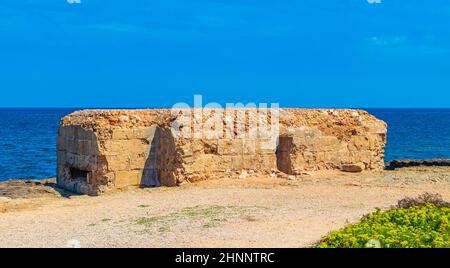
[101,218,112,222]
[158,226,170,233]
[316,195,450,248]
[138,205,150,208]
[202,223,215,228]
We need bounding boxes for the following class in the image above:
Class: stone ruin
[57,108,387,195]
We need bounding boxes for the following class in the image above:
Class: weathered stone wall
[57,125,164,195]
[57,108,387,195]
[57,126,102,195]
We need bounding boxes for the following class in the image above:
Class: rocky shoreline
[0,178,71,200]
[385,159,450,170]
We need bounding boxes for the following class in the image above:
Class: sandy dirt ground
[0,167,449,248]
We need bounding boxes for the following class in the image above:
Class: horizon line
[0,107,449,110]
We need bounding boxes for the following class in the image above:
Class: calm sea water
[367,108,450,162]
[0,108,449,181]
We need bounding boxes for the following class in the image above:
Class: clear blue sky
[0,0,449,108]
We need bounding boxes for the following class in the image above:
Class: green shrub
[316,204,450,248]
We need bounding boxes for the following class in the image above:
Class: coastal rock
[385,159,450,170]
[0,179,60,199]
[341,163,366,173]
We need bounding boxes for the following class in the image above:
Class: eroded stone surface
[57,108,387,195]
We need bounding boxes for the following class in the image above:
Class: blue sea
[0,108,449,181]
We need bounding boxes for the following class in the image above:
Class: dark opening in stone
[70,168,90,183]
[276,136,293,174]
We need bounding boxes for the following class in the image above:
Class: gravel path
[0,167,449,248]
